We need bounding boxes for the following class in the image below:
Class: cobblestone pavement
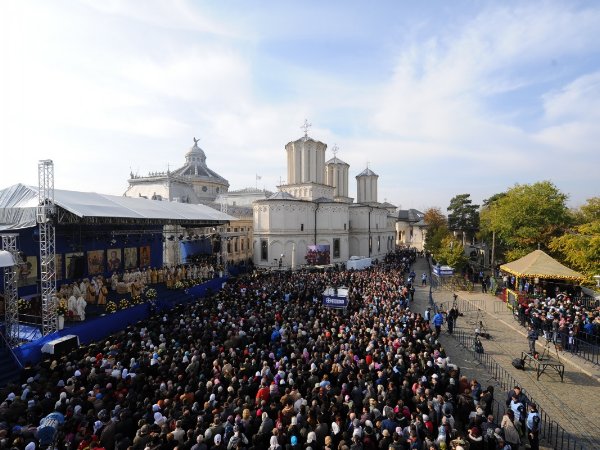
[410,256,599,450]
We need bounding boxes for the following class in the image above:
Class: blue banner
[323,295,348,308]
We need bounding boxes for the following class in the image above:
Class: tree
[482,192,507,207]
[436,236,468,271]
[549,197,600,283]
[479,191,507,266]
[480,181,571,261]
[574,196,600,224]
[447,194,480,237]
[423,207,446,229]
[423,207,449,256]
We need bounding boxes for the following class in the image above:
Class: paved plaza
[410,256,600,450]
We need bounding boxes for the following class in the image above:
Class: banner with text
[323,295,348,309]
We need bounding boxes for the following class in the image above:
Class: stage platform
[521,351,565,382]
[13,276,227,366]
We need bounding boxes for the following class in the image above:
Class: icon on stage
[18,256,38,286]
[124,247,138,270]
[87,250,105,275]
[140,245,151,267]
[107,249,122,272]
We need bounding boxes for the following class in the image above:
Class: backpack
[511,358,525,370]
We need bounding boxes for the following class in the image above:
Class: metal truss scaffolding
[37,160,58,336]
[1,234,20,345]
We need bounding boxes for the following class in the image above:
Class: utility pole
[490,230,496,275]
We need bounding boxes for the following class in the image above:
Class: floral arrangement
[174,281,185,290]
[119,299,130,310]
[131,295,145,306]
[144,288,157,299]
[183,279,203,288]
[57,304,68,316]
[17,298,30,312]
[105,301,117,314]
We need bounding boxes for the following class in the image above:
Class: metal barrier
[506,307,600,367]
[449,328,592,449]
[427,288,592,450]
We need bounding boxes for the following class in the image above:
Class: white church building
[252,130,396,269]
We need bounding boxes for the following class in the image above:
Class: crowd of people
[1,249,540,450]
[514,292,600,350]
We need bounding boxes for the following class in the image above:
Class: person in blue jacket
[433,311,444,334]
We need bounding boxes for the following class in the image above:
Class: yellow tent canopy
[500,249,584,282]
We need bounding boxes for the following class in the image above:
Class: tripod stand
[474,308,491,339]
[538,337,561,362]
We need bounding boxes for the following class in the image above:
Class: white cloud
[1,1,598,211]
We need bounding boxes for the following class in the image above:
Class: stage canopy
[500,249,584,282]
[0,184,237,230]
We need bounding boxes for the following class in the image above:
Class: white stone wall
[348,206,395,260]
[280,183,335,201]
[356,174,378,203]
[325,162,350,198]
[395,221,427,251]
[286,138,327,185]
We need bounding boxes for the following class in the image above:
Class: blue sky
[1,0,599,211]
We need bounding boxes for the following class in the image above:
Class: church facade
[124,138,229,203]
[252,132,396,269]
[124,139,256,266]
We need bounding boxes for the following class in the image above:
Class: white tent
[0,184,237,230]
[0,250,16,267]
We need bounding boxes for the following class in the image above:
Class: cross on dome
[300,119,312,138]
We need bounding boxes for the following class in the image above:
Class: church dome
[356,167,378,177]
[325,156,349,166]
[185,140,206,165]
[172,138,228,184]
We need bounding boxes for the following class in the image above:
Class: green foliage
[447,193,480,233]
[425,224,450,256]
[479,181,570,259]
[436,237,468,271]
[549,197,600,283]
[482,192,507,207]
[573,196,600,224]
[423,207,450,256]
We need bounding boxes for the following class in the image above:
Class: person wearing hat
[213,433,225,449]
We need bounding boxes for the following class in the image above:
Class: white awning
[0,184,237,230]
